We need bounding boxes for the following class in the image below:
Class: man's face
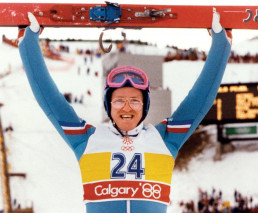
[111,87,143,131]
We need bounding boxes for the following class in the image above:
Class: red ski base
[0,3,257,29]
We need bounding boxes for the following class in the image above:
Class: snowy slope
[232,37,258,55]
[0,42,103,213]
[0,38,258,213]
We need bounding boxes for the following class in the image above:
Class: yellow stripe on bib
[79,152,111,182]
[144,153,175,184]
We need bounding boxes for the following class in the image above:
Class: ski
[0,2,257,29]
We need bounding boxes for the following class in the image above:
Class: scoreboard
[202,83,258,124]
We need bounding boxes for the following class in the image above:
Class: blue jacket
[19,28,231,213]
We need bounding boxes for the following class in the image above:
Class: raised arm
[18,13,95,160]
[156,12,231,158]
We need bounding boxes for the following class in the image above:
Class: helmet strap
[112,121,126,137]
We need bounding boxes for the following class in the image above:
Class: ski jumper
[19,28,231,213]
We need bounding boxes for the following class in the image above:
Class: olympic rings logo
[121,146,135,151]
[142,183,161,199]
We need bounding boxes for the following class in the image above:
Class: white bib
[79,123,175,205]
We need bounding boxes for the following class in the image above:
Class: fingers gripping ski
[212,12,222,33]
[18,12,42,45]
[28,12,40,33]
[208,11,232,45]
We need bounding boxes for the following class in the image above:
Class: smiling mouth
[121,115,133,120]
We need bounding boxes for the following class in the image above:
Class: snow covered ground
[0,36,258,213]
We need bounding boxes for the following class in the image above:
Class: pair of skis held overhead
[0,2,257,29]
[0,2,256,52]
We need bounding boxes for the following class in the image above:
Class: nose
[122,99,132,111]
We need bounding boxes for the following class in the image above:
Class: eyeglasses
[106,66,149,90]
[111,97,143,111]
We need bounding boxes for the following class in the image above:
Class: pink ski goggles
[106,66,149,90]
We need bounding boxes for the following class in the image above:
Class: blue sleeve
[18,27,95,160]
[155,29,231,159]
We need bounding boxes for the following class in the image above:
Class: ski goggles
[106,66,149,90]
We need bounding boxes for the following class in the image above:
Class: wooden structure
[0,104,33,213]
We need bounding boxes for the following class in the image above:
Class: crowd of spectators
[58,44,70,53]
[228,51,258,63]
[76,48,94,56]
[179,188,258,213]
[164,46,258,64]
[164,47,207,62]
[64,92,86,104]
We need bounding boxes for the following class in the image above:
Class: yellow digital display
[202,83,258,124]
